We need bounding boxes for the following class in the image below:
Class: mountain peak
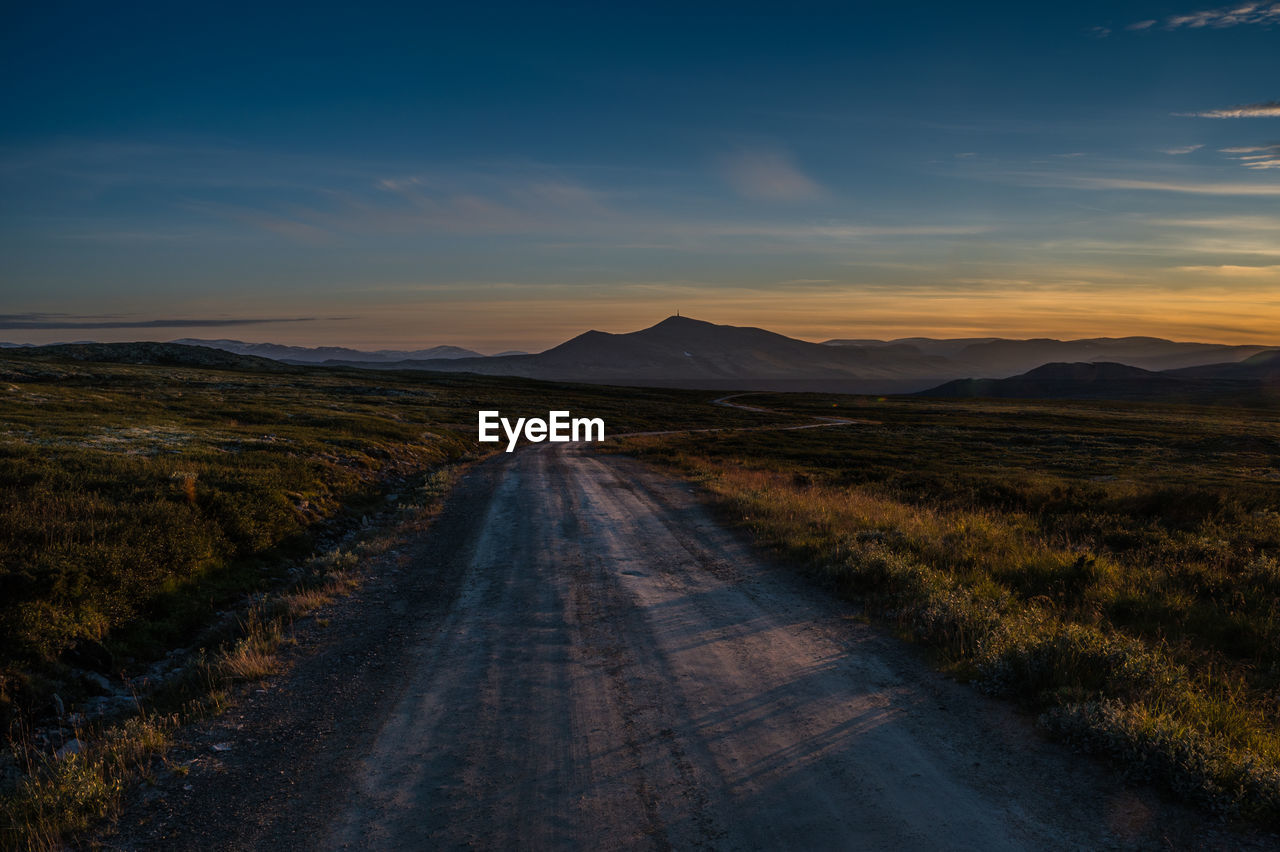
[652,315,713,329]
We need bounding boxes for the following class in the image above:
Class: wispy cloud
[1146,2,1280,29]
[719,149,824,201]
[1180,100,1280,118]
[366,173,611,233]
[3,139,623,241]
[1153,215,1280,230]
[1176,264,1280,276]
[1159,144,1204,154]
[1037,175,1280,195]
[1217,142,1280,170]
[699,223,988,239]
[0,314,319,330]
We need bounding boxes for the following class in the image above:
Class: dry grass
[276,585,337,620]
[625,408,1280,826]
[216,607,286,683]
[0,714,175,851]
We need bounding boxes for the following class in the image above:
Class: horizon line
[3,313,1280,356]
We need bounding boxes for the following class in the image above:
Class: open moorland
[0,351,782,847]
[3,350,1279,847]
[616,394,1280,824]
[0,352,780,713]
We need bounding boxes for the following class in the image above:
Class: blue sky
[2,1,1279,350]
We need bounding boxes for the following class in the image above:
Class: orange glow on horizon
[12,279,1280,352]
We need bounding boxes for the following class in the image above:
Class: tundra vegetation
[617,394,1280,826]
[0,353,778,849]
[6,351,1279,842]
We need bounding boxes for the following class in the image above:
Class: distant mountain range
[4,317,1276,398]
[170,338,496,363]
[313,316,1276,394]
[822,335,1274,374]
[0,342,293,372]
[919,351,1280,404]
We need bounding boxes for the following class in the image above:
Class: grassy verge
[617,395,1280,824]
[0,462,462,850]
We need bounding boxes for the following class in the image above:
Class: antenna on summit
[676,308,680,317]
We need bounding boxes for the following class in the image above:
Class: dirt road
[113,443,1234,850]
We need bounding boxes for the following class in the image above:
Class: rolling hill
[0,342,294,372]
[824,336,1271,374]
[172,339,484,363]
[920,351,1280,404]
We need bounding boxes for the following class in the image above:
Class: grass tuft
[0,714,175,851]
[216,607,285,683]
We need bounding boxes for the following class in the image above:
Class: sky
[2,1,1279,352]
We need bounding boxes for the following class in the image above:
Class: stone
[82,670,113,695]
[56,738,86,759]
